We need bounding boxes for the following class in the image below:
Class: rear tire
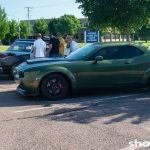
[41,74,69,100]
[147,77,150,90]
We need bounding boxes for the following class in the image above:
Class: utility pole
[24,7,33,36]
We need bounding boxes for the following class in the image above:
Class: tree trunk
[103,36,106,42]
[100,36,103,42]
[132,34,135,41]
[122,35,125,42]
[126,26,131,42]
[110,32,112,42]
[114,34,116,42]
[145,37,148,43]
[119,35,121,42]
[126,34,131,42]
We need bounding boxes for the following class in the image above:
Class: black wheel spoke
[46,78,64,95]
[41,74,69,100]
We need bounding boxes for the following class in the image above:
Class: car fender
[2,56,16,64]
[2,55,21,67]
[141,67,150,84]
[2,55,29,67]
[36,66,77,92]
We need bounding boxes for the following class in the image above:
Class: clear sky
[0,0,84,21]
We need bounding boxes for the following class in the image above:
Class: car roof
[93,42,135,47]
[93,42,150,52]
[15,38,49,44]
[15,39,35,42]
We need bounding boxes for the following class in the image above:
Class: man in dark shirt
[49,32,60,57]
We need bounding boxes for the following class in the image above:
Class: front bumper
[15,69,40,97]
[17,85,26,96]
[16,85,39,97]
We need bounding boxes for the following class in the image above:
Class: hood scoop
[26,58,65,64]
[7,53,16,56]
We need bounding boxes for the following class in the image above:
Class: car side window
[91,46,120,60]
[113,46,144,59]
[90,45,144,60]
[12,43,25,50]
[25,43,33,51]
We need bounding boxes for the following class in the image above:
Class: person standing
[66,35,78,54]
[58,33,65,57]
[33,33,46,58]
[49,32,60,57]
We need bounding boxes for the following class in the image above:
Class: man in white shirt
[66,35,78,54]
[33,33,46,58]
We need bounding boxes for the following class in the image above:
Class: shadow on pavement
[0,77,150,125]
[0,75,16,85]
[0,90,48,107]
[37,89,150,125]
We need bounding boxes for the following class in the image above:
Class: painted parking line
[14,107,53,113]
[89,92,150,102]
[0,87,16,92]
[13,91,150,114]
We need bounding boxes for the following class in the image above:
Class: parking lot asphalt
[0,75,150,150]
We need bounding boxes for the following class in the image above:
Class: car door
[76,46,120,88]
[108,45,145,85]
[76,45,144,88]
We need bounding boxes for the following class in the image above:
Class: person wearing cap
[33,33,46,58]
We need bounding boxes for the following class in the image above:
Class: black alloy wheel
[147,77,150,90]
[41,74,69,100]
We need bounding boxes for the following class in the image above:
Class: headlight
[18,70,24,78]
[13,68,17,75]
[15,69,24,78]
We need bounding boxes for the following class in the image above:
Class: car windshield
[66,44,98,60]
[7,41,34,52]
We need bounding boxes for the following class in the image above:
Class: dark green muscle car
[15,42,150,100]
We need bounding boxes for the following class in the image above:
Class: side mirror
[94,56,103,63]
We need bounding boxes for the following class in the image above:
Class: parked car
[0,38,49,79]
[15,42,150,100]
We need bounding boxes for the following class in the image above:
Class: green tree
[138,19,150,42]
[2,20,18,45]
[56,15,81,36]
[0,6,9,41]
[20,21,28,38]
[33,18,48,36]
[48,18,59,35]
[76,0,150,41]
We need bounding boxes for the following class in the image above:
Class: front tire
[147,77,150,90]
[41,74,69,100]
[9,63,19,79]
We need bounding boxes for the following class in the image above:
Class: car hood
[0,50,30,57]
[26,58,68,64]
[17,58,72,71]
